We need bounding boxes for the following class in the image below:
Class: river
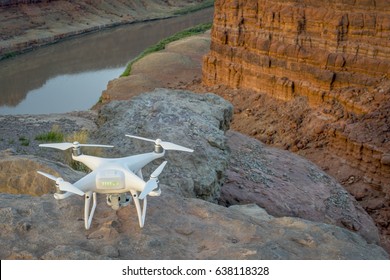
[0,8,213,115]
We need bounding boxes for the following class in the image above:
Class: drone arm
[72,154,105,171]
[130,190,147,228]
[53,192,73,200]
[124,152,165,174]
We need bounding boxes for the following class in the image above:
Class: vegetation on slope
[120,22,212,77]
[173,0,214,15]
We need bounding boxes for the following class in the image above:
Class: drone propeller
[37,171,84,196]
[125,135,193,153]
[39,141,113,151]
[139,161,167,200]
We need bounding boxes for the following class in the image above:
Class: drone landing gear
[84,191,97,230]
[105,192,147,228]
[130,190,147,228]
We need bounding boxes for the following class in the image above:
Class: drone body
[37,135,193,229]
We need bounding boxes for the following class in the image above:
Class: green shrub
[173,0,214,15]
[35,129,64,143]
[19,136,30,146]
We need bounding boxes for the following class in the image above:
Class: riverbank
[99,27,212,104]
[0,6,214,114]
[0,0,214,60]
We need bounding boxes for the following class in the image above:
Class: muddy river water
[0,8,213,115]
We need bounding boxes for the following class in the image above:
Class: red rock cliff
[204,0,389,103]
[203,0,390,195]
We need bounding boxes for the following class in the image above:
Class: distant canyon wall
[203,0,390,192]
[204,0,390,105]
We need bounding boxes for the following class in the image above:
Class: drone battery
[96,169,125,190]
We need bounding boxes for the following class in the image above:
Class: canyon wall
[204,0,390,104]
[203,0,390,194]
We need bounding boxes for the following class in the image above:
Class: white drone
[37,135,193,229]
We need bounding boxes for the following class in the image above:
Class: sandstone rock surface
[0,89,388,259]
[94,89,233,201]
[222,131,380,244]
[0,149,84,196]
[0,187,388,260]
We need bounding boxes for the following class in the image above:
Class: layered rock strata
[204,0,390,102]
[203,0,390,194]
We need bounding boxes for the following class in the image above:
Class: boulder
[0,149,85,196]
[221,131,381,244]
[94,89,234,201]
